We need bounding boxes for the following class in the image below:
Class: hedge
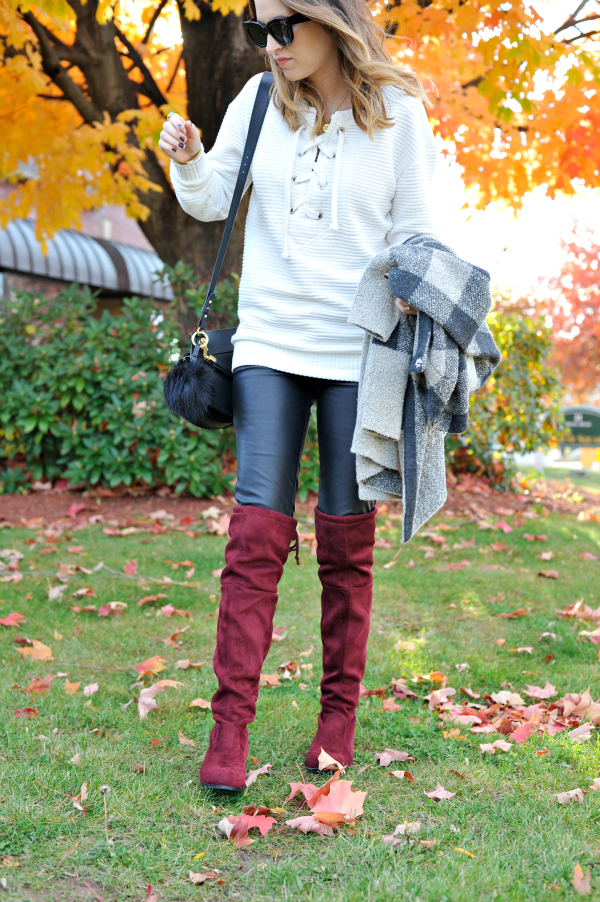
[0,279,563,496]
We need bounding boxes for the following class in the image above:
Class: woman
[158,0,440,791]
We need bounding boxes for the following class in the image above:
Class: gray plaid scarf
[348,235,502,544]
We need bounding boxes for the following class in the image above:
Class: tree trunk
[70,0,265,331]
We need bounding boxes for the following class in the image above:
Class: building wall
[0,182,155,253]
[1,271,67,305]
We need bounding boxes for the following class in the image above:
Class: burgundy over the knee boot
[304,506,376,772]
[200,504,298,790]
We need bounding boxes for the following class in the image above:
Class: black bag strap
[190,71,273,358]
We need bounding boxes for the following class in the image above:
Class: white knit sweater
[170,72,441,381]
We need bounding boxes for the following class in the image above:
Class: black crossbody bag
[164,71,273,430]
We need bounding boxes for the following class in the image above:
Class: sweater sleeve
[384,94,441,247]
[168,73,262,222]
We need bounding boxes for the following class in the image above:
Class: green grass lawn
[1,505,600,901]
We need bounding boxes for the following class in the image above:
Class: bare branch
[461,74,485,90]
[554,0,599,37]
[142,0,170,44]
[166,47,183,93]
[114,25,168,108]
[562,26,600,44]
[21,10,103,123]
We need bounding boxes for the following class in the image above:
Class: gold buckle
[191,329,216,363]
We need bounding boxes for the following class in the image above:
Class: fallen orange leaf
[18,641,54,662]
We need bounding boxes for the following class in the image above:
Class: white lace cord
[282,126,304,260]
[330,127,345,231]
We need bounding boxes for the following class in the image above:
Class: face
[253,0,338,83]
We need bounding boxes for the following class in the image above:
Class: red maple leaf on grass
[285,770,366,835]
[218,813,276,847]
[0,612,26,628]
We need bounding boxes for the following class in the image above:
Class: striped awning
[0,218,174,301]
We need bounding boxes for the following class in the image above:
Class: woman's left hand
[384,271,417,315]
[394,297,417,315]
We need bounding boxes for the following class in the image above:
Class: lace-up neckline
[281,108,353,260]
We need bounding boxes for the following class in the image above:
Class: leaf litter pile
[1,492,600,899]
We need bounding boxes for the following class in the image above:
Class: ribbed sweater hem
[232,340,361,382]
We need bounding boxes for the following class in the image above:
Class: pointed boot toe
[199,724,248,791]
[304,711,356,772]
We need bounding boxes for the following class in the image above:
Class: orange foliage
[538,230,600,400]
[0,0,599,245]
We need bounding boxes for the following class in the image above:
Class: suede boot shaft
[200,504,298,790]
[305,506,376,770]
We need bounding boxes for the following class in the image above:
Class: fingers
[394,296,417,315]
[386,276,417,314]
[158,113,195,162]
[158,113,189,158]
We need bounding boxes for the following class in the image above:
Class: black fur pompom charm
[163,354,218,427]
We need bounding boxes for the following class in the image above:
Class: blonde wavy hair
[247,0,435,141]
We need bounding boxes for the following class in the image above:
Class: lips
[275,57,291,64]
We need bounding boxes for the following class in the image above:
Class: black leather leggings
[232,365,375,518]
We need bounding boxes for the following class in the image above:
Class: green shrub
[0,285,235,496]
[446,308,566,486]
[2,281,556,499]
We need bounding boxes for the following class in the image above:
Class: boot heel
[200,781,246,792]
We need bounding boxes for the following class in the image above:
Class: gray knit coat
[348,234,502,544]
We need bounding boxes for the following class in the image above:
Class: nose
[266,34,284,53]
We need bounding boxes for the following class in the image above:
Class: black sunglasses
[243,14,310,48]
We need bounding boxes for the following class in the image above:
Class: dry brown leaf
[245,762,273,787]
[134,655,166,677]
[556,788,586,805]
[259,672,281,688]
[178,731,197,748]
[138,685,166,719]
[523,681,557,699]
[70,782,88,812]
[188,869,223,886]
[189,697,211,709]
[375,749,414,767]
[317,749,345,772]
[480,740,512,754]
[383,819,421,845]
[572,865,592,896]
[424,782,456,801]
[17,640,54,662]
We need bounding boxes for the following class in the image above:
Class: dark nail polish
[179,142,184,148]
[384,273,389,279]
[171,147,177,152]
[177,124,182,129]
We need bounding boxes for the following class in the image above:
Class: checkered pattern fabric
[348,235,502,544]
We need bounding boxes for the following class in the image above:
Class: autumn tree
[536,228,600,402]
[1,0,599,328]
